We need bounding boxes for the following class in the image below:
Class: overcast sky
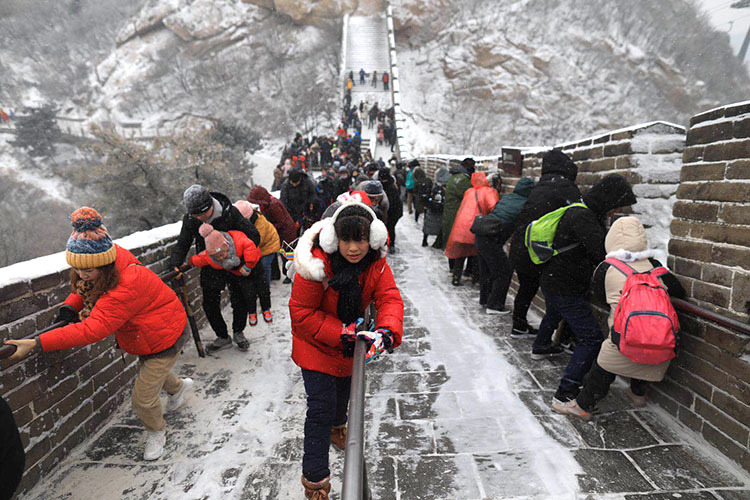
[698,0,750,62]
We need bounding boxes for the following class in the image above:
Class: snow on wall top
[0,222,182,289]
[690,99,750,127]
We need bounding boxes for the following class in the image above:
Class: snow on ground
[0,136,74,204]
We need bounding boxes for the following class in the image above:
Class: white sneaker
[143,429,166,461]
[486,306,511,315]
[166,378,194,413]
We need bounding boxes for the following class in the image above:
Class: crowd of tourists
[0,89,688,500]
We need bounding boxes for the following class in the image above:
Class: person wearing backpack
[531,174,637,405]
[552,216,685,419]
[508,151,581,338]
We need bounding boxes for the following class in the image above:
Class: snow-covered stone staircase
[344,16,393,161]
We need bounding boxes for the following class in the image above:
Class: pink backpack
[605,258,679,365]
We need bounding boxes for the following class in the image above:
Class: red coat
[289,244,403,377]
[189,230,261,275]
[247,186,297,245]
[40,245,187,356]
[445,172,500,258]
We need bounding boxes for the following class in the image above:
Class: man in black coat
[509,150,581,337]
[532,174,637,404]
[280,169,316,225]
[170,185,261,352]
[378,167,403,251]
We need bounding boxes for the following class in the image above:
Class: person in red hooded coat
[247,185,298,282]
[289,200,403,499]
[6,208,191,462]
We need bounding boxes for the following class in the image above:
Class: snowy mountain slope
[392,0,750,155]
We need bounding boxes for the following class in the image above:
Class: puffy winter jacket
[251,212,281,257]
[247,186,297,244]
[280,173,317,222]
[487,177,535,225]
[509,155,581,275]
[591,216,685,382]
[541,174,636,296]
[445,172,499,258]
[41,246,187,355]
[170,191,260,269]
[189,230,261,275]
[289,224,404,377]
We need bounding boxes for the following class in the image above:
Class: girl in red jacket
[290,200,404,499]
[5,208,191,462]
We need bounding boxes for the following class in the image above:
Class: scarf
[328,249,378,325]
[75,279,97,320]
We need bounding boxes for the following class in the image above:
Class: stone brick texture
[0,234,214,496]
[421,111,749,472]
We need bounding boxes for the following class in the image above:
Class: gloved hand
[173,265,184,280]
[340,319,364,358]
[55,305,78,325]
[357,329,393,364]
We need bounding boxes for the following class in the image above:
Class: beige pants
[132,350,183,432]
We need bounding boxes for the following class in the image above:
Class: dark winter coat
[412,168,433,214]
[289,226,403,377]
[316,176,337,208]
[540,174,636,296]
[423,182,446,236]
[508,158,581,276]
[44,246,187,356]
[0,395,24,500]
[247,186,297,245]
[379,169,403,224]
[488,177,535,225]
[170,191,261,269]
[280,173,317,223]
[441,165,472,243]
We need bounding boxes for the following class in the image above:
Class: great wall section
[1,1,748,497]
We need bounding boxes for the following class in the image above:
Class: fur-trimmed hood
[292,202,389,282]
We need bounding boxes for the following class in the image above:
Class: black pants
[387,220,398,246]
[476,234,512,310]
[302,369,351,483]
[201,268,247,338]
[244,266,271,315]
[512,265,541,330]
[450,256,476,281]
[0,396,24,500]
[270,253,281,281]
[577,362,649,412]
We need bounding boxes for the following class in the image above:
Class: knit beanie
[199,223,227,255]
[66,207,117,269]
[233,200,254,219]
[183,184,213,214]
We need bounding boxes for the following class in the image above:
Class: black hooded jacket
[280,172,316,222]
[540,174,636,295]
[509,151,581,274]
[170,191,261,269]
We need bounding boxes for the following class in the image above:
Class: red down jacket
[40,245,187,356]
[188,230,261,275]
[289,242,404,377]
[247,186,297,245]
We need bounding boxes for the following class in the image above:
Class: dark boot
[421,235,429,247]
[330,425,347,450]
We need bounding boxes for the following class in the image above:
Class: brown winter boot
[301,475,331,499]
[330,425,347,450]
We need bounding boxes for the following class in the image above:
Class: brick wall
[0,226,209,496]
[658,100,750,472]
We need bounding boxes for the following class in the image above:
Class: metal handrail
[672,298,750,336]
[342,306,374,500]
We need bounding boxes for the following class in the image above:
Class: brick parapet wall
[658,100,750,471]
[0,227,210,496]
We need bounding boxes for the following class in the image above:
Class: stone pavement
[20,217,750,499]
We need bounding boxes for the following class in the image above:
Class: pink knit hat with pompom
[199,223,227,255]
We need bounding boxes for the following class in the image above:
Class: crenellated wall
[0,224,210,496]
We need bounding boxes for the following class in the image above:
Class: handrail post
[341,338,368,499]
